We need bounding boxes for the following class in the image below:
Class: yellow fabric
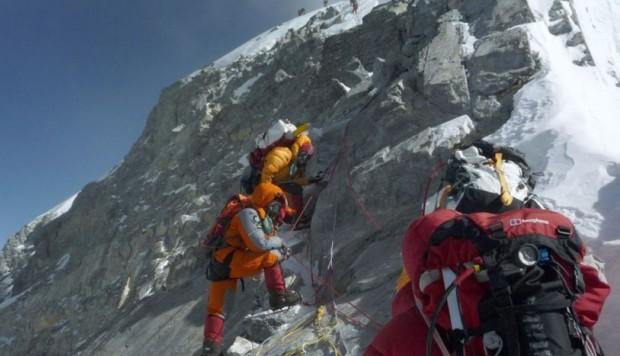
[261,146,294,184]
[396,269,411,292]
[260,134,312,185]
[493,152,514,206]
[251,182,286,208]
[438,185,453,209]
[290,133,312,158]
[293,123,311,137]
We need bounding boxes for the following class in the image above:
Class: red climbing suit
[365,208,610,356]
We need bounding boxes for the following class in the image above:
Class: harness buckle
[556,225,572,239]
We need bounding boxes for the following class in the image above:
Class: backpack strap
[493,152,514,207]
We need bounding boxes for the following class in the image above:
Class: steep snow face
[488,0,620,238]
[209,0,388,69]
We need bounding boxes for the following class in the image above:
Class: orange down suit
[206,184,286,316]
[260,134,312,185]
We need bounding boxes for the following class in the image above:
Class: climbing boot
[264,264,301,309]
[202,314,224,356]
[201,340,222,356]
[268,288,301,310]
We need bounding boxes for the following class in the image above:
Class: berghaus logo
[509,218,550,226]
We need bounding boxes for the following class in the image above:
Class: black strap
[428,216,501,252]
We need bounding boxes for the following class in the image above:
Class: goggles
[266,195,288,224]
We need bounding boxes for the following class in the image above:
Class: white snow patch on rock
[137,283,154,301]
[487,5,620,237]
[211,0,389,68]
[0,286,32,310]
[194,194,212,207]
[603,239,620,246]
[352,115,474,176]
[172,124,186,133]
[180,213,200,225]
[117,276,132,309]
[227,336,259,356]
[180,68,204,85]
[133,204,151,213]
[233,73,264,98]
[28,193,79,231]
[164,183,197,196]
[55,254,71,272]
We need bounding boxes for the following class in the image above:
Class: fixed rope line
[420,161,447,216]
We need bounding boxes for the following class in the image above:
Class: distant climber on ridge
[201,183,301,356]
[241,119,324,227]
[350,0,359,13]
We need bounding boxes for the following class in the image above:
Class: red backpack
[200,194,253,257]
[404,208,607,356]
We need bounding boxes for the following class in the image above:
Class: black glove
[279,244,292,260]
[309,170,327,184]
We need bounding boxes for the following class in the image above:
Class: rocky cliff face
[0,0,617,355]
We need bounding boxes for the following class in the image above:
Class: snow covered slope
[0,193,77,302]
[180,0,389,84]
[489,0,620,239]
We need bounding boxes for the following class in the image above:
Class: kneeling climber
[202,183,301,355]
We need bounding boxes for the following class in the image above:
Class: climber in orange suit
[202,183,300,356]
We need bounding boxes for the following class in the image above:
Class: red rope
[290,253,384,331]
[419,161,446,217]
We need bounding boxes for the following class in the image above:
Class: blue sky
[0,0,321,245]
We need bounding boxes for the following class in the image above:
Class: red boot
[264,264,300,309]
[202,314,224,356]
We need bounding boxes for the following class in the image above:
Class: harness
[418,211,600,356]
